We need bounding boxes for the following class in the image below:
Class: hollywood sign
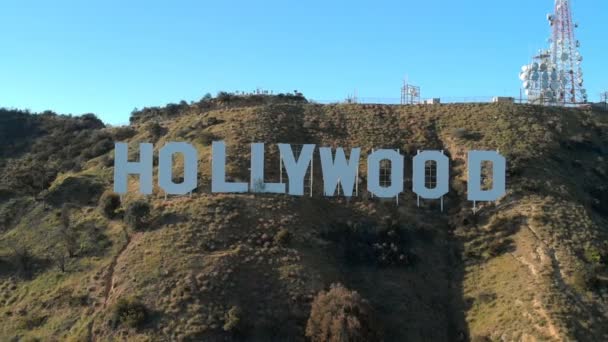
[114,141,506,202]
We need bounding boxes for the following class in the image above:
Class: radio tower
[520,0,587,105]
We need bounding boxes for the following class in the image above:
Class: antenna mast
[520,0,587,105]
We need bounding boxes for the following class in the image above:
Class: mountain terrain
[0,94,607,341]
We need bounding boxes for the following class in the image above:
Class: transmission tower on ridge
[520,0,587,105]
[400,80,420,105]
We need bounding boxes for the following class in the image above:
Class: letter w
[319,147,360,197]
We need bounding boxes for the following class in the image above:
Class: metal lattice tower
[400,80,420,105]
[601,91,608,110]
[520,0,587,105]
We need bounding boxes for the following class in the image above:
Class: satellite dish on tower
[531,71,540,81]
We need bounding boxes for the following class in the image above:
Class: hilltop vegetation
[0,94,607,341]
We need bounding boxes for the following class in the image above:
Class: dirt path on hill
[87,225,142,341]
[103,230,142,307]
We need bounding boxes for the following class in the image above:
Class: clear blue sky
[1,0,606,124]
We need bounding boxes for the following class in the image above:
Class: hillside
[0,96,607,341]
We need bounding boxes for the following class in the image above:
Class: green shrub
[584,246,603,265]
[110,297,148,329]
[124,200,151,230]
[217,91,234,103]
[79,113,104,129]
[99,192,121,218]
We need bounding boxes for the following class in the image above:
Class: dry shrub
[306,283,382,342]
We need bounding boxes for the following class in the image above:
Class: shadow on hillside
[447,244,469,342]
[319,203,470,342]
[0,253,52,280]
[146,212,189,231]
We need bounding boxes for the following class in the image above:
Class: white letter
[250,143,285,193]
[211,141,248,193]
[320,147,360,197]
[412,151,449,199]
[113,142,153,195]
[278,144,315,196]
[367,149,403,198]
[158,142,198,195]
[467,151,506,201]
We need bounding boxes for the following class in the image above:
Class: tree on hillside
[2,238,35,277]
[79,113,104,129]
[306,283,382,342]
[201,93,213,101]
[47,243,68,273]
[57,204,79,258]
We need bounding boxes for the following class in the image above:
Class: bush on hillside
[45,175,105,207]
[124,200,151,230]
[217,91,234,103]
[112,126,136,141]
[201,93,213,101]
[306,283,381,342]
[79,113,104,129]
[145,121,163,140]
[86,138,114,159]
[110,297,149,329]
[583,246,604,265]
[99,191,121,218]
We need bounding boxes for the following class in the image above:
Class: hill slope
[1,98,607,341]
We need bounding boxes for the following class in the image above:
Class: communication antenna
[401,79,420,105]
[345,89,358,104]
[519,0,587,105]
